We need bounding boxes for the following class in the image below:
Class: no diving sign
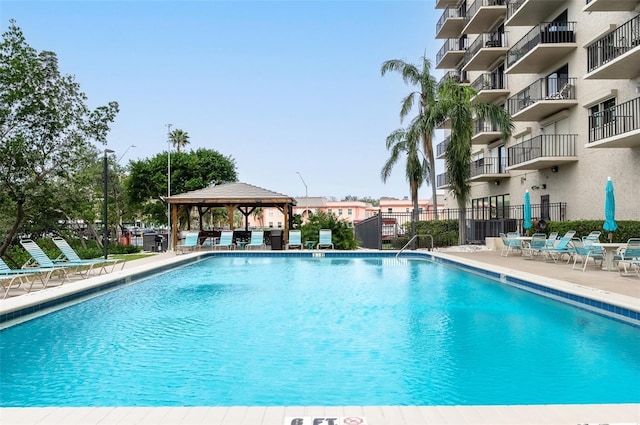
[285,417,367,425]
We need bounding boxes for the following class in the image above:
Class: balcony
[436,0,462,8]
[506,0,562,27]
[470,72,509,104]
[472,120,503,145]
[507,134,578,171]
[463,32,509,71]
[436,172,450,190]
[506,77,578,122]
[436,5,466,39]
[506,22,577,74]
[583,0,639,12]
[463,0,507,35]
[436,136,451,159]
[587,97,640,148]
[469,157,509,182]
[439,70,470,86]
[585,15,640,80]
[436,38,468,69]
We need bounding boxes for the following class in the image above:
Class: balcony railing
[464,32,507,64]
[464,0,507,28]
[588,96,640,143]
[587,15,640,72]
[470,72,506,91]
[436,38,469,65]
[436,172,450,188]
[438,70,469,85]
[508,134,577,166]
[506,77,576,115]
[507,21,576,68]
[473,119,498,135]
[470,156,507,178]
[436,5,465,36]
[436,135,451,157]
[506,0,526,20]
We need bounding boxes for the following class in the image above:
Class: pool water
[1,256,639,406]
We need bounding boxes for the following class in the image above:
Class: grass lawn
[110,253,156,262]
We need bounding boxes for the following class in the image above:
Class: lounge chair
[572,238,604,272]
[537,231,577,263]
[500,232,522,257]
[522,233,547,260]
[0,259,44,299]
[286,230,303,250]
[317,229,334,249]
[52,236,125,273]
[545,232,559,248]
[546,82,571,100]
[246,230,266,250]
[615,238,640,276]
[176,231,200,254]
[20,238,91,278]
[213,230,235,250]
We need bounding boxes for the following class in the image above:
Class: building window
[338,208,343,215]
[327,208,332,214]
[277,222,282,228]
[387,208,393,213]
[472,194,511,219]
[347,208,352,215]
[418,208,423,213]
[405,208,410,213]
[268,222,273,228]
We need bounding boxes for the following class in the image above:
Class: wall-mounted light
[541,183,547,189]
[551,166,559,173]
[531,185,539,190]
[494,180,500,186]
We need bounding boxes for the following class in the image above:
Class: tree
[169,129,190,153]
[0,21,119,257]
[381,56,439,219]
[433,78,513,245]
[126,148,237,225]
[380,128,428,239]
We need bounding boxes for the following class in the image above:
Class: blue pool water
[1,256,639,407]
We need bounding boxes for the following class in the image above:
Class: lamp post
[166,123,172,251]
[296,171,308,198]
[117,144,136,164]
[103,148,115,259]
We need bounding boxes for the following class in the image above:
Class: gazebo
[165,182,297,249]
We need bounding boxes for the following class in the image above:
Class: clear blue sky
[1,0,445,200]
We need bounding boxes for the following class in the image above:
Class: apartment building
[434,0,640,222]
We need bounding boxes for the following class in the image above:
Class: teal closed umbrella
[603,177,617,242]
[524,190,532,231]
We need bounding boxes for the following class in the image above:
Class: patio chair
[317,229,334,249]
[522,233,547,260]
[246,230,267,250]
[615,238,640,276]
[286,230,303,250]
[176,231,200,254]
[20,238,85,279]
[0,258,45,299]
[546,82,571,100]
[583,231,601,243]
[572,238,604,272]
[213,230,235,250]
[52,236,125,273]
[500,232,522,257]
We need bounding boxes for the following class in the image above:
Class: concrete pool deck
[1,248,639,425]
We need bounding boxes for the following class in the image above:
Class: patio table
[593,242,626,271]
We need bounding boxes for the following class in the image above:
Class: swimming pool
[1,254,639,407]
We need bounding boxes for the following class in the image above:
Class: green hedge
[543,220,640,243]
[298,211,358,250]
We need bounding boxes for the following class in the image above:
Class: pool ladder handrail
[396,234,434,258]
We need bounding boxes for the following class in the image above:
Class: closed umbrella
[603,177,617,242]
[524,190,532,232]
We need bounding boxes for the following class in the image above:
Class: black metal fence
[354,202,567,248]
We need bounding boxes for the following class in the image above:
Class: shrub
[299,211,358,250]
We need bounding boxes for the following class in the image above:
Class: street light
[296,171,308,198]
[166,124,172,251]
[103,148,115,259]
[117,144,136,164]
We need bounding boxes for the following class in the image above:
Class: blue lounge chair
[615,238,640,276]
[213,230,235,250]
[246,230,266,250]
[286,230,303,250]
[1,255,67,297]
[176,231,200,254]
[52,236,125,273]
[20,238,83,278]
[545,232,559,248]
[317,229,334,249]
[522,233,547,260]
[537,231,577,263]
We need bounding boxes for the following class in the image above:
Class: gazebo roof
[166,182,297,207]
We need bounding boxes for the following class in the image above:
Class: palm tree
[252,207,264,228]
[169,129,190,153]
[380,128,428,239]
[381,56,439,219]
[433,78,513,245]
